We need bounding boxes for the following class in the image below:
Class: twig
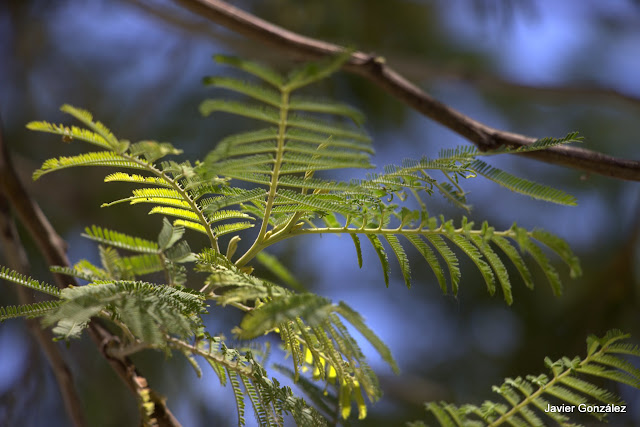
[385,54,640,109]
[91,322,182,427]
[172,0,640,181]
[0,195,87,427]
[128,0,640,111]
[0,120,181,427]
[105,341,152,360]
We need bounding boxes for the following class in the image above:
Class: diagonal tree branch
[125,0,640,111]
[173,0,640,181]
[0,121,181,427]
[0,194,87,427]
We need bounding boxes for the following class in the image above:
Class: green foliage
[83,225,160,254]
[419,330,640,427]
[255,251,305,291]
[0,266,61,297]
[0,300,61,322]
[169,333,328,426]
[198,250,396,418]
[0,54,606,426]
[198,56,581,306]
[44,280,206,346]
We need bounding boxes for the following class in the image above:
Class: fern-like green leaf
[26,121,113,150]
[286,114,370,142]
[558,376,617,403]
[518,131,583,152]
[202,253,393,415]
[102,188,189,209]
[277,190,358,217]
[273,364,337,418]
[419,330,640,426]
[426,402,457,427]
[173,219,208,235]
[228,369,247,426]
[59,104,120,148]
[0,301,62,321]
[446,234,495,296]
[213,55,284,88]
[514,227,562,296]
[350,234,363,268]
[212,222,255,237]
[201,188,266,213]
[372,132,580,212]
[117,254,165,277]
[284,50,352,91]
[203,76,281,107]
[51,318,89,341]
[576,363,640,389]
[200,99,279,124]
[531,229,582,278]
[286,128,374,153]
[289,97,365,125]
[238,294,332,338]
[255,251,305,291]
[24,57,588,427]
[469,235,512,304]
[157,217,185,250]
[471,159,577,206]
[281,320,305,381]
[43,281,206,346]
[33,151,146,180]
[405,235,447,294]
[335,302,399,374]
[366,235,390,287]
[241,374,271,426]
[129,141,182,162]
[149,206,200,222]
[490,235,534,290]
[179,349,203,379]
[50,265,104,282]
[0,266,61,297]
[427,235,461,295]
[83,225,160,254]
[104,172,171,188]
[206,210,254,224]
[384,235,411,288]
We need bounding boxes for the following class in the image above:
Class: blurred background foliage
[1,0,639,425]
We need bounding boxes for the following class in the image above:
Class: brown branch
[132,0,640,111]
[385,55,640,109]
[0,195,87,427]
[173,0,640,181]
[0,121,181,427]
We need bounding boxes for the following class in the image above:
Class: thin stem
[121,153,220,252]
[236,89,290,267]
[285,225,512,239]
[166,336,255,377]
[442,171,464,196]
[206,293,253,311]
[278,143,326,234]
[230,222,516,267]
[432,181,470,212]
[99,311,136,343]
